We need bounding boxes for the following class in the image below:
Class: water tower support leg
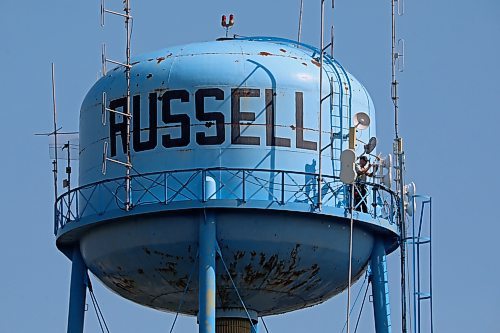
[199,210,216,333]
[67,246,87,333]
[370,239,392,333]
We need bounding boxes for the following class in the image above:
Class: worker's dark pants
[353,183,368,213]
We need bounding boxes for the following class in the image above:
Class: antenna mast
[297,0,304,42]
[101,0,134,211]
[391,0,408,332]
[51,63,59,202]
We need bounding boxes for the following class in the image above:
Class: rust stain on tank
[155,261,178,275]
[109,275,137,294]
[279,48,287,53]
[259,51,273,56]
[311,59,321,68]
[234,251,245,261]
[156,56,165,64]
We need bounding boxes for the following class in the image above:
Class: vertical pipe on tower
[199,177,217,333]
[67,246,87,333]
[370,239,392,333]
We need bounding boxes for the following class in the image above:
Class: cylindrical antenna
[331,0,335,57]
[66,140,71,194]
[392,0,399,139]
[297,0,304,43]
[51,63,59,202]
[124,0,132,211]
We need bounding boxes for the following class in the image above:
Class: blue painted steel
[55,168,397,235]
[79,39,376,193]
[198,212,216,333]
[199,178,217,333]
[409,195,434,333]
[370,239,392,333]
[55,37,399,321]
[67,246,87,333]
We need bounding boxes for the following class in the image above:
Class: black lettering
[195,88,225,145]
[133,93,158,152]
[161,90,190,148]
[231,88,260,145]
[265,89,291,147]
[109,97,127,157]
[295,92,317,151]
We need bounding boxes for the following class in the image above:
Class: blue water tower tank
[55,36,398,333]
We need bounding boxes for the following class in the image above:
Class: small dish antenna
[364,137,377,155]
[353,112,371,130]
[348,113,371,149]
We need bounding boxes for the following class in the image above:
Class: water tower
[52,2,434,333]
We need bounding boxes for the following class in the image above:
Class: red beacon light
[221,14,235,37]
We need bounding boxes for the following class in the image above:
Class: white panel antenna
[405,182,416,216]
[340,149,356,184]
[376,154,393,189]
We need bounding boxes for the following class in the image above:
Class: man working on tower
[354,155,375,212]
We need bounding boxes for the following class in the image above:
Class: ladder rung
[417,292,431,300]
[405,236,431,245]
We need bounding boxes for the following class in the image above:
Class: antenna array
[100,0,134,211]
[389,0,410,332]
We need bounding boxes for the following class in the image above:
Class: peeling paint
[311,59,321,68]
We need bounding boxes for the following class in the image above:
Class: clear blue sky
[1,0,498,332]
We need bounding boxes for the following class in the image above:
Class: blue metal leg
[370,239,392,333]
[67,246,87,333]
[199,211,216,333]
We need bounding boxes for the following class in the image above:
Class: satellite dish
[364,137,377,154]
[353,112,371,130]
[340,149,356,184]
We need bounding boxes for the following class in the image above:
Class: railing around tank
[54,168,397,235]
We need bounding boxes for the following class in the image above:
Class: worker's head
[359,155,369,167]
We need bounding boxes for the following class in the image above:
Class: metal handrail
[54,168,397,235]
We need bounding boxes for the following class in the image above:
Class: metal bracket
[100,0,132,27]
[101,92,132,126]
